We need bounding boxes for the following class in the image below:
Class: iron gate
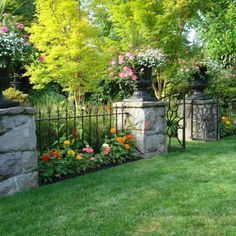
[190,97,219,141]
[164,94,186,151]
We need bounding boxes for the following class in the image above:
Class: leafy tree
[196,0,236,67]
[26,0,106,102]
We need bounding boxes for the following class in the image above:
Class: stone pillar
[179,98,218,141]
[0,107,38,196]
[114,101,167,158]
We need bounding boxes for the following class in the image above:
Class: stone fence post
[113,101,167,158]
[0,107,38,196]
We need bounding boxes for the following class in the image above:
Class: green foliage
[197,0,236,66]
[3,87,28,104]
[27,84,67,108]
[26,0,106,94]
[3,0,35,26]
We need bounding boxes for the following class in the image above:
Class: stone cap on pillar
[113,101,167,108]
[0,107,36,116]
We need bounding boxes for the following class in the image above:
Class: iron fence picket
[35,105,128,154]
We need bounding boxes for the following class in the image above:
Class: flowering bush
[0,13,33,67]
[38,128,137,183]
[177,57,221,82]
[109,48,165,82]
[220,114,236,137]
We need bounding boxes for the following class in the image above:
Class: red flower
[41,154,49,162]
[126,134,134,140]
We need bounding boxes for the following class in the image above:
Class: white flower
[102,143,110,148]
[138,48,165,68]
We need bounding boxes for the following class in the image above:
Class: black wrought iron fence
[35,104,127,153]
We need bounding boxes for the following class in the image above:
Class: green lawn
[1,136,236,236]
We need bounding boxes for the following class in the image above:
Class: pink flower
[140,68,145,72]
[124,66,132,72]
[124,66,134,76]
[131,75,137,80]
[104,146,111,155]
[24,42,30,46]
[119,72,126,78]
[87,148,93,153]
[109,60,116,66]
[0,26,8,33]
[138,52,143,57]
[38,56,45,62]
[233,120,236,125]
[90,157,95,161]
[16,23,25,29]
[129,53,135,60]
[118,55,124,64]
[82,147,94,153]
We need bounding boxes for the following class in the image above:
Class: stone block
[22,151,38,173]
[0,151,37,181]
[0,152,22,180]
[0,172,38,196]
[0,117,36,152]
[145,134,166,152]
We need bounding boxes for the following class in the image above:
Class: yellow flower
[76,154,82,160]
[226,120,231,125]
[64,140,70,145]
[67,149,75,156]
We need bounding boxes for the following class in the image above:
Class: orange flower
[57,157,62,160]
[110,127,117,134]
[116,137,125,143]
[126,134,134,140]
[49,150,60,157]
[226,120,231,125]
[49,150,56,155]
[124,144,130,150]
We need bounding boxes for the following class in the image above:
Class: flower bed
[38,128,137,183]
[220,115,236,137]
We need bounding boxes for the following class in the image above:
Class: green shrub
[3,87,28,104]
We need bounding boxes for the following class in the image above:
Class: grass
[1,136,236,236]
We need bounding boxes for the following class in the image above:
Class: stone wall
[0,107,38,196]
[114,101,167,158]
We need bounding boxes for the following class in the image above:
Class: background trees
[1,0,235,101]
